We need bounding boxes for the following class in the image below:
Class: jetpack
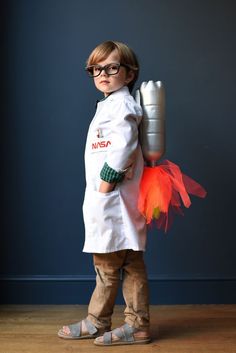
[136,81,207,232]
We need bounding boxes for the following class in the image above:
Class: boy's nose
[100,69,108,76]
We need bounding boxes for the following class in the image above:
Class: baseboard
[0,275,235,304]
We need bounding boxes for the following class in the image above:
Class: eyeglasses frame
[85,62,131,78]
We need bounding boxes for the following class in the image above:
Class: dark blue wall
[1,0,236,304]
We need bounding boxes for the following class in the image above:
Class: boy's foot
[94,323,151,346]
[58,318,104,340]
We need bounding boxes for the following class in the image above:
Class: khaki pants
[87,250,150,330]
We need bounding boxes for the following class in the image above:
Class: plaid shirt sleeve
[100,162,125,183]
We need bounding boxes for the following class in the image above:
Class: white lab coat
[82,86,147,253]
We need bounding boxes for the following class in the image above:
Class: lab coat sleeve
[101,98,142,178]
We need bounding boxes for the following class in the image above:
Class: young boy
[58,41,150,346]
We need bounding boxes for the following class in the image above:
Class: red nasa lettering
[92,140,111,150]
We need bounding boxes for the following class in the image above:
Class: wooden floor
[0,305,235,353]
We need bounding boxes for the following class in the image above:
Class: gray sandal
[94,323,151,346]
[58,318,102,340]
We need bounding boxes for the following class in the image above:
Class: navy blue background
[1,0,236,304]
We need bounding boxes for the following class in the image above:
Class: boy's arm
[99,99,142,192]
[99,180,116,193]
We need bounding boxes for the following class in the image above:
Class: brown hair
[86,41,139,92]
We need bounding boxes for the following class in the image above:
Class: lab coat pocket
[84,189,124,238]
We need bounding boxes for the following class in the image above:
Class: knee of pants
[95,267,121,287]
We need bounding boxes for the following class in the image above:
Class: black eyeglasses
[85,63,129,78]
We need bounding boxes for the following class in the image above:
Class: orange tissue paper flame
[138,160,207,232]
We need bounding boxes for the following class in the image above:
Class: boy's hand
[99,180,116,193]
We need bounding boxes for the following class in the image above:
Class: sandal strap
[123,323,136,342]
[104,324,136,344]
[68,319,98,337]
[84,318,98,335]
[68,321,81,337]
[113,323,135,342]
[103,331,112,345]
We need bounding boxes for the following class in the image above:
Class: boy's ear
[125,70,135,85]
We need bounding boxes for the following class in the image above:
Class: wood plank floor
[0,305,235,353]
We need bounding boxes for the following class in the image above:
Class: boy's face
[93,49,134,96]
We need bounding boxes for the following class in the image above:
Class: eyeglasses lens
[106,64,120,75]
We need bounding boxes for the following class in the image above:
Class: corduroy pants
[87,250,150,330]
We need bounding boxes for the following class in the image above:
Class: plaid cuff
[100,162,125,183]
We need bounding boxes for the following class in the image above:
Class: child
[58,41,150,346]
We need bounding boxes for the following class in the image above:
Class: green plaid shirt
[100,162,125,183]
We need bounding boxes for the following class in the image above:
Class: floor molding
[1,275,235,305]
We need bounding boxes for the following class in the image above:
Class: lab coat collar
[98,86,130,105]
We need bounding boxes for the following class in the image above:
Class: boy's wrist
[99,180,116,193]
